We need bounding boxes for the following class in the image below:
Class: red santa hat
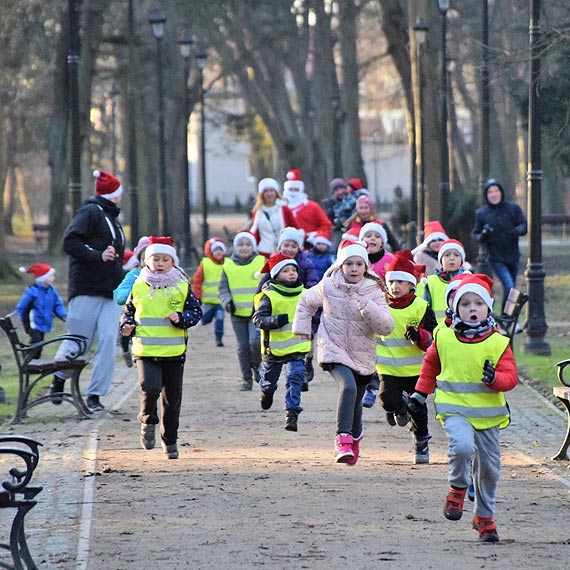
[260,253,298,279]
[278,227,305,249]
[336,240,369,266]
[144,236,179,265]
[233,230,258,252]
[452,274,495,313]
[437,239,465,264]
[122,250,135,269]
[257,177,280,194]
[423,220,448,245]
[93,169,123,200]
[445,274,469,307]
[19,263,55,283]
[385,250,423,286]
[341,227,361,242]
[283,169,305,193]
[347,177,365,193]
[359,221,387,245]
[311,233,332,248]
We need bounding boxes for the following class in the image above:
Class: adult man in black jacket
[52,170,126,411]
[472,179,527,311]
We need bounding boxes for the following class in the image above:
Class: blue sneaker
[362,389,377,408]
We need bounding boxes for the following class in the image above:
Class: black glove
[276,314,289,328]
[226,301,236,315]
[407,392,427,414]
[482,359,496,385]
[481,224,494,240]
[405,325,420,343]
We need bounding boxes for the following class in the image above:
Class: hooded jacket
[472,180,527,264]
[63,195,126,300]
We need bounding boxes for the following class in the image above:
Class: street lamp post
[414,20,428,246]
[523,0,550,355]
[196,49,209,246]
[476,0,492,275]
[67,0,82,214]
[109,83,119,174]
[438,0,450,219]
[149,10,168,236]
[127,0,139,246]
[178,33,194,266]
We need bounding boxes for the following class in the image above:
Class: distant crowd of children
[16,173,518,544]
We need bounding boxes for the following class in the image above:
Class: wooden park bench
[552,359,570,461]
[0,313,92,424]
[492,288,528,347]
[0,435,43,569]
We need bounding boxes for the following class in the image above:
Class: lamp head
[148,10,167,40]
[438,0,451,14]
[178,33,194,59]
[413,20,429,46]
[196,49,208,70]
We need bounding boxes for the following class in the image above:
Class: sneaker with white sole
[414,438,430,464]
[334,433,354,463]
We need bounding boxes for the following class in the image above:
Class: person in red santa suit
[283,169,332,247]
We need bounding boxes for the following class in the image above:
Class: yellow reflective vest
[376,296,429,377]
[416,274,449,324]
[223,256,265,317]
[201,258,224,304]
[433,327,511,429]
[131,279,188,358]
[261,285,311,357]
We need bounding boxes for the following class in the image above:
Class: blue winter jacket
[113,268,141,305]
[307,248,335,282]
[15,284,67,333]
[472,180,527,264]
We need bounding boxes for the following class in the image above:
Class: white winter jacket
[292,268,394,375]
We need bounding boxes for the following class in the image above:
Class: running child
[192,237,227,347]
[218,230,266,391]
[409,274,518,541]
[120,236,202,459]
[253,254,310,432]
[293,240,394,465]
[375,251,437,464]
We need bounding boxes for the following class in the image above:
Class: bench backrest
[0,313,27,368]
[503,288,525,317]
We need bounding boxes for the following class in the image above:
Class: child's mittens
[482,359,496,385]
[225,301,236,314]
[276,314,289,328]
[404,325,420,343]
[407,392,427,414]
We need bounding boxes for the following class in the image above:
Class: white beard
[284,190,307,209]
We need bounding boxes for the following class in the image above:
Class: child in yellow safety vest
[253,254,310,432]
[120,236,202,460]
[218,230,266,391]
[415,239,470,325]
[410,274,518,542]
[192,237,226,347]
[376,250,437,464]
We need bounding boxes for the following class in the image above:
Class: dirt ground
[6,320,569,570]
[2,221,570,569]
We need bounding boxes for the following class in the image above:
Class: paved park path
[6,322,570,570]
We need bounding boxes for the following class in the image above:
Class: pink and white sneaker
[347,432,364,466]
[334,433,354,463]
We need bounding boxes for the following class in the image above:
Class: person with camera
[472,179,527,311]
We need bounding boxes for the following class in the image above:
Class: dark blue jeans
[259,359,305,412]
[230,315,261,381]
[490,260,519,311]
[201,303,224,338]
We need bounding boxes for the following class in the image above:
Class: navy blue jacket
[472,181,527,264]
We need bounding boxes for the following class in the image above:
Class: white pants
[54,296,122,397]
[443,415,501,518]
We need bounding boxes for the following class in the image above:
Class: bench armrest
[555,359,570,387]
[21,334,88,364]
[0,448,38,492]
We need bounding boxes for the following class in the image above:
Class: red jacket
[290,200,332,241]
[191,238,225,300]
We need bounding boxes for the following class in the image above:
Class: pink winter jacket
[292,268,394,375]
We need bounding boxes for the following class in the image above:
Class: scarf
[452,315,496,338]
[139,266,188,297]
[386,292,416,308]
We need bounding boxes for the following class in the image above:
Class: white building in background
[188,101,413,209]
